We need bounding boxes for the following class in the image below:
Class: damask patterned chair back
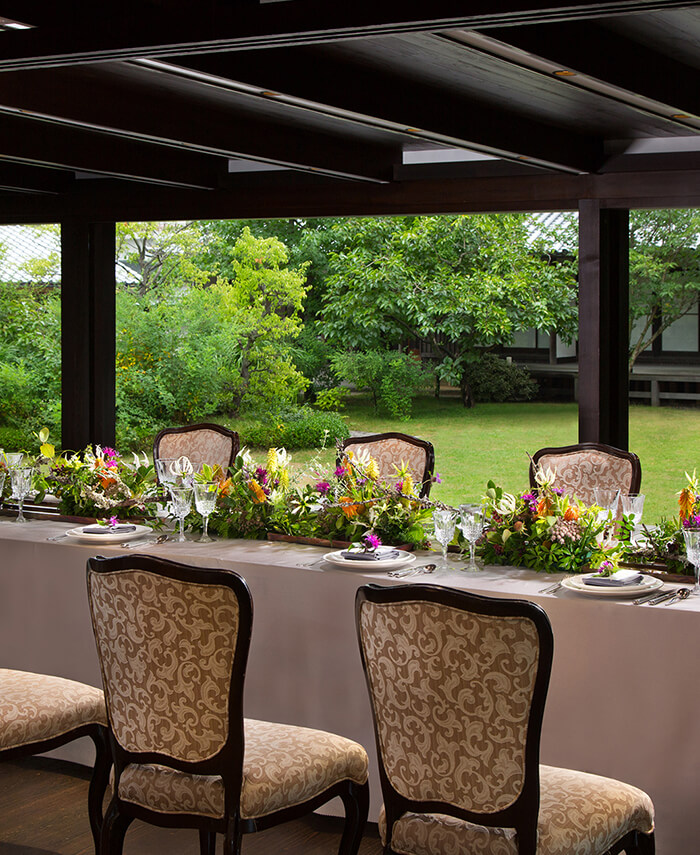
[153,423,240,478]
[87,555,251,769]
[356,584,552,852]
[529,442,642,506]
[340,432,435,497]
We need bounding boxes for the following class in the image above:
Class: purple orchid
[316,481,331,495]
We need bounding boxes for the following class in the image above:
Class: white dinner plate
[65,524,152,544]
[561,573,663,598]
[323,549,416,571]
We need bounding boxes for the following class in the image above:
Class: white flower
[534,465,558,488]
[495,491,517,515]
[276,448,292,469]
[239,447,254,467]
[174,456,193,476]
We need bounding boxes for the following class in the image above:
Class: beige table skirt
[0,518,696,854]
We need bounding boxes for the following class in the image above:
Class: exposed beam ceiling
[138,55,602,174]
[0,1,699,70]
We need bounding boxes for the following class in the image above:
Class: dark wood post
[61,221,116,450]
[578,201,629,449]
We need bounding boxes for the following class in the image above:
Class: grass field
[262,398,699,523]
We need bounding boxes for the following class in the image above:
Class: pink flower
[103,447,119,460]
[363,533,382,550]
[316,481,331,495]
[108,516,119,528]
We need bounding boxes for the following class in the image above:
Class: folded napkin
[339,548,402,561]
[82,524,137,535]
[584,569,644,587]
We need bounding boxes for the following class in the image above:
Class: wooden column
[577,201,629,448]
[61,221,116,450]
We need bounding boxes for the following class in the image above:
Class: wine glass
[594,488,620,525]
[2,452,24,469]
[620,493,645,540]
[459,503,484,572]
[193,481,218,543]
[10,466,34,523]
[0,470,5,503]
[169,485,193,543]
[684,529,700,597]
[432,508,456,572]
[155,458,180,486]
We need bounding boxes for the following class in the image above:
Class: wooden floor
[0,757,383,855]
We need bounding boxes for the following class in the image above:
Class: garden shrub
[466,354,538,402]
[315,386,349,411]
[0,425,34,453]
[241,406,349,449]
[332,349,429,419]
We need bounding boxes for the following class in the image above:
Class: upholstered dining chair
[0,668,110,854]
[153,423,240,480]
[87,554,369,855]
[529,442,642,506]
[356,583,655,855]
[340,432,435,497]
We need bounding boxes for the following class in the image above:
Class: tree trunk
[460,370,474,408]
[434,376,441,399]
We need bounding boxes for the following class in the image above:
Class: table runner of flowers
[1,431,697,576]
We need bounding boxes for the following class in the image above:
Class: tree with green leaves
[319,215,577,406]
[628,209,700,367]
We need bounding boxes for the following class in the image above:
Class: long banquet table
[0,518,697,854]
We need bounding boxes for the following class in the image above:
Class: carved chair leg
[199,829,217,855]
[100,798,132,855]
[338,780,370,855]
[88,725,111,855]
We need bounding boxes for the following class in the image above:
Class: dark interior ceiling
[1,0,700,222]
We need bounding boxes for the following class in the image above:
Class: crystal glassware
[432,508,456,571]
[459,503,484,572]
[620,493,645,528]
[193,481,218,543]
[684,529,700,597]
[155,458,180,486]
[593,487,620,524]
[10,466,34,523]
[0,470,5,503]
[2,452,24,469]
[169,485,193,543]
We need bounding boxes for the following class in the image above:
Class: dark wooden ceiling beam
[480,21,700,121]
[0,161,73,194]
[0,113,225,189]
[1,1,699,70]
[2,166,700,224]
[0,66,398,183]
[149,53,603,174]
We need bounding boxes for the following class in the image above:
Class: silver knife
[644,590,678,606]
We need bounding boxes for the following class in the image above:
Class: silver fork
[389,563,437,578]
[539,577,569,594]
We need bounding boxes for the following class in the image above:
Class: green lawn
[281,398,699,522]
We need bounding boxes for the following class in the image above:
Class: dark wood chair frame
[529,442,642,495]
[355,583,654,855]
[339,432,436,498]
[152,422,240,481]
[0,703,110,855]
[88,554,369,855]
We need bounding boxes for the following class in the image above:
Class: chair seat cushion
[379,765,654,855]
[0,668,107,752]
[118,718,369,820]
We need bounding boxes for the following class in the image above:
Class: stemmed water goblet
[459,503,484,572]
[2,452,24,469]
[169,485,193,543]
[193,481,218,543]
[620,493,645,541]
[155,458,181,487]
[593,488,620,525]
[432,508,456,572]
[10,466,34,523]
[684,529,700,597]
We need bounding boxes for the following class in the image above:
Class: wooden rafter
[0,1,699,70]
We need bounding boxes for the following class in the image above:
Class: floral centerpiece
[34,431,155,520]
[196,444,433,547]
[479,466,623,574]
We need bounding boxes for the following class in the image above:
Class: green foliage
[0,425,34,453]
[314,386,349,411]
[241,406,349,450]
[332,349,428,419]
[465,354,538,403]
[289,326,336,396]
[320,215,577,406]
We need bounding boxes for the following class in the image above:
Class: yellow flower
[267,448,278,474]
[402,474,414,496]
[366,458,380,481]
[279,469,290,490]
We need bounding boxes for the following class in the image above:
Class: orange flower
[248,479,266,504]
[339,496,362,518]
[536,497,552,517]
[98,474,117,489]
[679,488,696,520]
[218,477,233,498]
[564,506,580,521]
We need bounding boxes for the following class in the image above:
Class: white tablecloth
[0,518,696,854]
